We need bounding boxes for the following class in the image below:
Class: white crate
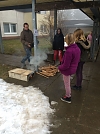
[8,68,34,81]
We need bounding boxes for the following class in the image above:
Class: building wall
[24,11,50,35]
[0,10,92,38]
[0,10,50,38]
[0,10,24,37]
[24,13,33,31]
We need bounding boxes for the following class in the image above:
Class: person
[20,23,34,68]
[58,33,81,103]
[87,31,92,43]
[53,28,64,65]
[72,29,91,90]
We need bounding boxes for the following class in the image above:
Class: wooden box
[8,68,34,81]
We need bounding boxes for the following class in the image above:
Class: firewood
[40,71,51,76]
[37,65,58,77]
[36,72,49,78]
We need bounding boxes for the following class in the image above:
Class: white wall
[0,10,24,37]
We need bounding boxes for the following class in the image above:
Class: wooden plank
[8,68,34,81]
[8,72,15,78]
[22,70,33,75]
[8,68,21,73]
[14,69,26,74]
[36,72,49,78]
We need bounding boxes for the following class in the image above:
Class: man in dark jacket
[20,23,34,68]
[53,28,64,65]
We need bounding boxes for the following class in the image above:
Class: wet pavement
[0,53,100,134]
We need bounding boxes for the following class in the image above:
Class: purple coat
[58,44,81,76]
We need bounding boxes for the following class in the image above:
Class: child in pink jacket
[58,33,81,103]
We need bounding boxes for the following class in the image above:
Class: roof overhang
[0,0,100,21]
[0,0,100,10]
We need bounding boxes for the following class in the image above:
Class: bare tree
[39,13,54,45]
[39,10,68,45]
[57,10,68,35]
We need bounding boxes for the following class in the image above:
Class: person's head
[90,31,92,35]
[23,23,29,30]
[65,33,74,46]
[56,28,62,35]
[74,29,86,42]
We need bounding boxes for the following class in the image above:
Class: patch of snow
[0,79,54,134]
[51,101,58,105]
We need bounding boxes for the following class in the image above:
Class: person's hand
[28,43,31,48]
[57,68,60,72]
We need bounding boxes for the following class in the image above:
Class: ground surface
[0,53,100,134]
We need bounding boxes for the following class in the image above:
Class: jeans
[21,48,31,64]
[76,61,85,86]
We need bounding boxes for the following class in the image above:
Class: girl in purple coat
[58,33,81,103]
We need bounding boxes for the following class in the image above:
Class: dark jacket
[58,44,81,76]
[53,33,64,50]
[20,29,33,49]
[76,40,89,52]
[76,40,89,62]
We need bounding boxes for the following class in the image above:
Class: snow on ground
[0,79,55,134]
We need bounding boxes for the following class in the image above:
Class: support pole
[90,20,97,60]
[90,22,94,60]
[95,20,99,51]
[96,21,100,49]
[32,0,37,56]
[54,9,57,35]
[0,25,4,53]
[98,22,100,48]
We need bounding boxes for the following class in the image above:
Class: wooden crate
[8,68,34,81]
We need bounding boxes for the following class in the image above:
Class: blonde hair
[74,29,86,42]
[65,33,74,46]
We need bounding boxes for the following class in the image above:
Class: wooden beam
[0,2,74,11]
[80,9,93,20]
[36,1,75,11]
[0,1,100,11]
[35,1,100,11]
[90,8,100,20]
[0,4,32,11]
[74,1,100,9]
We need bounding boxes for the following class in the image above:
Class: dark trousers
[76,61,85,86]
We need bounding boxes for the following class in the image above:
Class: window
[40,25,47,34]
[3,23,17,34]
[40,11,46,14]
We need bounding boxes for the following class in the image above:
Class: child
[87,31,92,43]
[72,29,91,90]
[58,33,81,103]
[53,28,64,65]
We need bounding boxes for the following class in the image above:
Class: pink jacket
[58,44,81,76]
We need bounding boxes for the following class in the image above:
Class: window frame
[3,23,17,35]
[40,24,48,34]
